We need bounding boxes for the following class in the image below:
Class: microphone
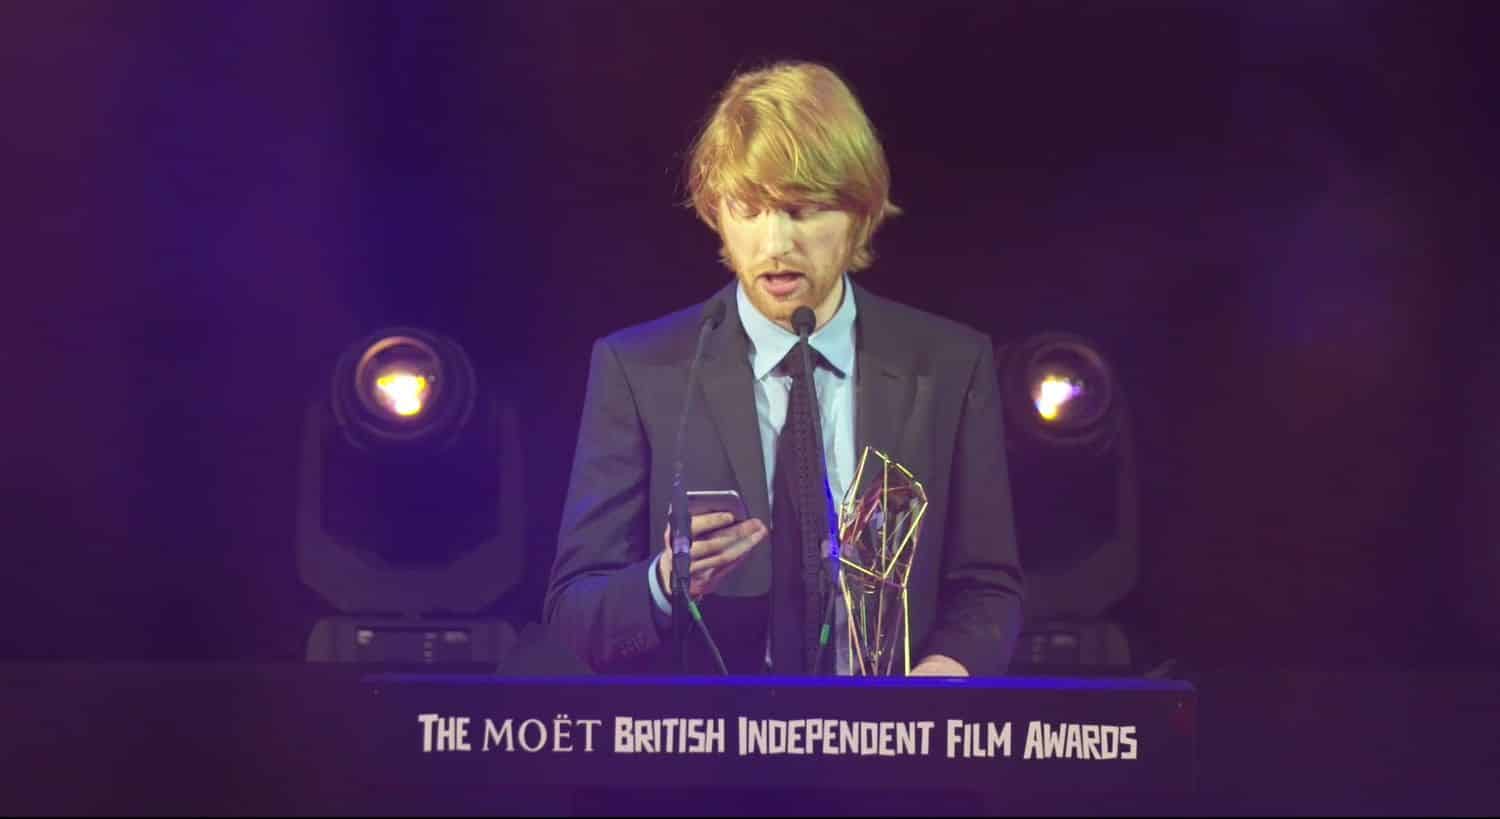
[791,307,842,674]
[669,298,727,668]
[791,305,816,338]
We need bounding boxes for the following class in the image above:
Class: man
[544,61,1023,676]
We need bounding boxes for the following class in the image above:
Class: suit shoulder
[596,302,703,364]
[861,287,994,356]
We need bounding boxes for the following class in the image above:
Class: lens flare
[1034,374,1082,421]
[374,371,430,417]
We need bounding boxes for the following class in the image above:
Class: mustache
[756,266,808,276]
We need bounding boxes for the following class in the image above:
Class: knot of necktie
[776,339,841,380]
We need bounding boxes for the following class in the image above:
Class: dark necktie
[769,339,833,674]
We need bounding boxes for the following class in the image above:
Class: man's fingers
[693,540,762,598]
[662,513,741,546]
[696,538,757,576]
[691,519,765,559]
[662,517,767,597]
[690,520,766,574]
[690,512,737,537]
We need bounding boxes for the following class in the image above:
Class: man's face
[719,198,853,331]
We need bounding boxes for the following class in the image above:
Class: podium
[0,663,1195,815]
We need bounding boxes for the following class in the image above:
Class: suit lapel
[853,284,922,471]
[698,285,773,596]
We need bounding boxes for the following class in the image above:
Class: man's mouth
[758,271,806,298]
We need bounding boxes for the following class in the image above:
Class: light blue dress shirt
[649,277,858,672]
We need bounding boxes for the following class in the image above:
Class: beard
[724,246,849,329]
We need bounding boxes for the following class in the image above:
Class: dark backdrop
[1,1,1494,672]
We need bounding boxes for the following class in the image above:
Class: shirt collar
[736,275,857,382]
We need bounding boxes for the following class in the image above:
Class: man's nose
[761,210,795,259]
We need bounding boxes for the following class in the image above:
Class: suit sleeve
[543,338,667,672]
[918,339,1026,675]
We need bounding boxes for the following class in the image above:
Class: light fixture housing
[996,332,1139,671]
[296,327,524,619]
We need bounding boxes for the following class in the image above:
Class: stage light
[334,332,469,448]
[1000,332,1120,455]
[996,332,1138,673]
[296,327,524,669]
[375,372,429,417]
[1033,374,1080,422]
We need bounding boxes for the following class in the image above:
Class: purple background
[1,1,1495,675]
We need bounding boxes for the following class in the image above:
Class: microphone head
[791,306,816,337]
[702,299,728,330]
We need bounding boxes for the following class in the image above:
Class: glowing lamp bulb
[374,371,430,417]
[1034,374,1081,422]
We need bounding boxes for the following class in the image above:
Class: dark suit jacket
[544,280,1024,676]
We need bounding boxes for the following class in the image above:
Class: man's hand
[909,653,970,677]
[659,514,767,601]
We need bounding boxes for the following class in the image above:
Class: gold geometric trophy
[837,446,928,676]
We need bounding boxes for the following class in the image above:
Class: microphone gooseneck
[669,299,727,672]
